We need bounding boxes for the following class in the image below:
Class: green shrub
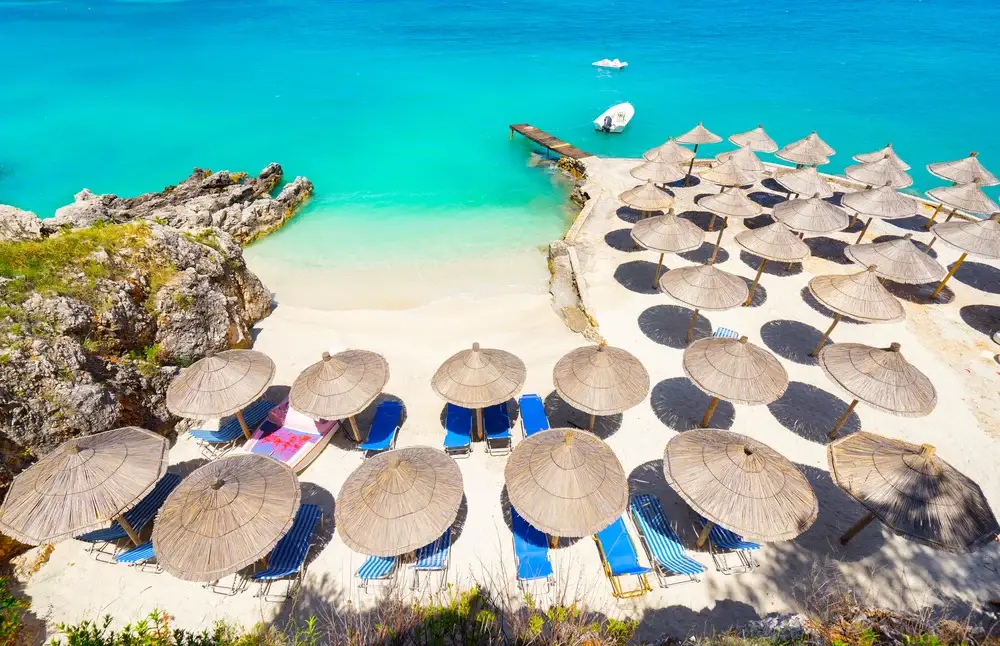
[0,578,28,646]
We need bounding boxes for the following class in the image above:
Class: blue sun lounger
[76,473,181,560]
[714,327,739,339]
[484,403,512,456]
[518,394,549,437]
[189,399,277,458]
[594,517,652,599]
[357,555,397,592]
[699,516,760,574]
[252,504,322,601]
[359,401,403,458]
[412,530,451,592]
[629,495,704,587]
[442,404,472,457]
[114,541,158,572]
[511,507,554,591]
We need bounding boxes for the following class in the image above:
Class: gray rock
[0,205,43,242]
[20,294,94,336]
[49,189,113,229]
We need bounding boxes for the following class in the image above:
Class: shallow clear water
[3,0,999,294]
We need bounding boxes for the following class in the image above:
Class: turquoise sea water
[3,0,1000,281]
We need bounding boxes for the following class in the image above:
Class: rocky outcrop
[45,163,313,244]
[0,206,43,242]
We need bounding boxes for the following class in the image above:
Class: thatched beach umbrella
[828,432,999,552]
[432,342,526,440]
[631,208,705,286]
[659,265,750,343]
[854,143,910,170]
[842,183,920,243]
[663,429,818,545]
[619,181,675,214]
[677,122,723,185]
[928,213,1000,299]
[699,158,757,194]
[729,125,778,153]
[290,350,389,442]
[845,235,946,284]
[776,132,834,168]
[152,453,300,582]
[336,447,463,556]
[807,266,905,356]
[0,427,169,546]
[552,343,650,432]
[716,146,767,176]
[644,138,696,164]
[927,152,998,186]
[166,350,275,439]
[923,181,999,230]
[817,342,937,439]
[734,222,811,305]
[773,195,849,235]
[844,157,913,190]
[700,187,762,261]
[631,158,686,185]
[773,166,833,199]
[505,428,627,537]
[682,335,788,427]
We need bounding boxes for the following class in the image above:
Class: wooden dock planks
[509,124,592,160]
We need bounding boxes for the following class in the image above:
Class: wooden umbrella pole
[652,253,665,288]
[943,208,958,223]
[848,213,857,228]
[700,397,720,428]
[588,413,596,432]
[709,219,726,264]
[348,415,362,443]
[475,408,485,442]
[810,313,841,357]
[923,204,944,230]
[923,236,937,254]
[708,213,717,232]
[686,309,700,343]
[548,535,558,549]
[828,399,859,440]
[854,217,873,245]
[236,410,252,440]
[115,514,142,546]
[839,512,876,546]
[696,521,714,548]
[930,252,967,299]
[684,144,699,186]
[745,258,766,306]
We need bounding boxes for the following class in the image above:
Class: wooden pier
[509,124,592,160]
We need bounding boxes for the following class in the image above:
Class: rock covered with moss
[0,206,43,243]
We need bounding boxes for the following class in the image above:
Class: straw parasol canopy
[631,209,705,286]
[663,429,818,544]
[618,181,674,212]
[631,158,686,185]
[716,146,766,175]
[682,335,788,427]
[0,427,169,546]
[844,157,913,189]
[807,266,905,357]
[854,143,910,170]
[845,235,946,284]
[166,350,275,438]
[776,132,834,167]
[929,214,1000,298]
[773,195,849,234]
[735,222,811,305]
[842,184,919,220]
[505,428,627,537]
[644,138,696,164]
[729,125,778,153]
[290,350,389,442]
[336,446,463,557]
[432,342,526,439]
[828,432,1000,552]
[677,122,723,186]
[152,453,300,582]
[699,158,757,190]
[773,166,833,198]
[927,152,998,186]
[659,265,750,342]
[700,187,762,220]
[782,131,835,156]
[552,344,650,430]
[927,181,999,217]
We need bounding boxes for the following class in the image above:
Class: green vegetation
[0,579,28,646]
[183,229,221,253]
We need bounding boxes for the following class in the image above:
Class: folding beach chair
[252,504,322,601]
[713,327,740,339]
[593,517,652,599]
[511,507,554,592]
[517,394,550,437]
[76,473,181,561]
[484,403,512,456]
[699,517,760,574]
[629,494,704,587]
[114,541,159,573]
[442,404,472,457]
[358,401,403,458]
[189,399,276,459]
[356,555,397,593]
[411,530,451,592]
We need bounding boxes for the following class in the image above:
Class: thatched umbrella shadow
[886,214,933,233]
[883,279,955,305]
[542,391,622,439]
[262,384,291,405]
[614,260,662,295]
[739,250,802,276]
[627,460,704,546]
[499,485,581,548]
[804,236,851,265]
[741,213,775,230]
[760,319,827,365]
[604,228,643,253]
[678,210,717,232]
[872,234,938,258]
[740,276,768,307]
[748,191,786,209]
[299,482,336,569]
[800,287,866,325]
[668,175,700,188]
[638,305,712,349]
[766,381,860,444]
[679,241,730,264]
[169,458,209,479]
[617,206,663,224]
[650,377,735,431]
[760,178,788,194]
[959,304,1000,337]
[350,392,407,439]
[952,261,1000,295]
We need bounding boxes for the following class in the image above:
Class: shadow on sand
[767,381,860,444]
[638,305,712,349]
[650,377,735,431]
[614,259,662,295]
[760,319,828,365]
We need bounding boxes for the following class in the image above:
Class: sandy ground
[14,156,1000,643]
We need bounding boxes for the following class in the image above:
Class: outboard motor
[602,115,613,132]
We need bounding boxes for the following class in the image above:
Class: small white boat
[592,58,628,69]
[594,102,634,133]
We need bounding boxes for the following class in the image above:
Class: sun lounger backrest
[267,504,321,571]
[595,518,642,573]
[518,394,550,435]
[483,403,511,436]
[511,507,552,580]
[114,541,155,565]
[415,530,451,569]
[630,494,704,576]
[445,404,472,435]
[362,401,402,449]
[77,473,181,543]
[713,327,740,339]
[357,555,396,580]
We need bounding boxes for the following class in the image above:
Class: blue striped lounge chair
[593,517,652,599]
[76,473,181,560]
[189,399,276,458]
[510,507,554,592]
[484,403,512,456]
[358,401,403,458]
[700,516,760,574]
[442,404,472,457]
[628,494,704,587]
[356,555,397,592]
[252,504,322,601]
[411,530,451,592]
[114,541,159,572]
[518,394,550,437]
[713,327,740,340]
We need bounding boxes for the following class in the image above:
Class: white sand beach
[14,156,1000,642]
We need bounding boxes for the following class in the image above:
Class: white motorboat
[594,102,634,133]
[592,58,628,69]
